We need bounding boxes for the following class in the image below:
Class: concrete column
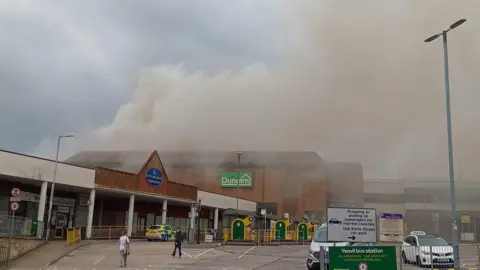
[37,181,48,238]
[190,205,195,230]
[98,199,104,226]
[214,208,219,231]
[161,200,167,224]
[37,181,48,222]
[127,194,135,237]
[86,189,96,239]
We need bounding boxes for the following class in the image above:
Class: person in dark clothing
[171,228,183,258]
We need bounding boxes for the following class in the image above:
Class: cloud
[1,0,283,153]
[32,1,480,179]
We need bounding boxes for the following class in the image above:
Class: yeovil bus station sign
[220,172,253,188]
[329,246,397,270]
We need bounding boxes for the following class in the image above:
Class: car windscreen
[417,235,448,246]
[149,225,161,230]
[314,228,327,242]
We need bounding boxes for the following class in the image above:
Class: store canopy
[222,208,278,220]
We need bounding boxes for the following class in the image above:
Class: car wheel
[415,256,423,267]
[147,239,152,242]
[402,251,408,263]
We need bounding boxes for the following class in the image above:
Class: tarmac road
[13,241,478,270]
[38,241,310,270]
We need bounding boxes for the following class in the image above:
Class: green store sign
[329,246,397,270]
[220,172,253,188]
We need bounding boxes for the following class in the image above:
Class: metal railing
[90,226,147,240]
[255,229,310,245]
[0,216,43,237]
[309,244,480,270]
[222,228,311,245]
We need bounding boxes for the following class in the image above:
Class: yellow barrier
[66,227,81,246]
[286,230,296,240]
[223,228,230,243]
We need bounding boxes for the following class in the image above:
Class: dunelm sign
[220,172,253,188]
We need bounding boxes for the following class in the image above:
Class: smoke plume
[52,1,480,178]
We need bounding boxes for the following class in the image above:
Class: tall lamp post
[236,152,242,210]
[45,135,74,241]
[424,18,466,269]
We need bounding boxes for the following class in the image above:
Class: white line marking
[181,251,193,258]
[194,248,213,258]
[238,246,256,259]
[93,255,105,265]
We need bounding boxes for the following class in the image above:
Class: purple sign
[380,213,403,219]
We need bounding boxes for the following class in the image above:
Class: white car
[401,231,454,268]
[306,225,372,270]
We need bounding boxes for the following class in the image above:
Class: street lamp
[424,18,466,269]
[236,152,242,210]
[45,135,74,241]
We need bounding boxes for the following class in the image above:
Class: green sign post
[329,246,397,270]
[220,172,253,188]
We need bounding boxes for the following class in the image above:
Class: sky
[2,0,480,179]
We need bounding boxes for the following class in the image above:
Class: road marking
[181,251,193,258]
[238,246,256,259]
[93,255,105,265]
[194,248,213,258]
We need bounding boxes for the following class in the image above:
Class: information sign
[329,246,397,270]
[327,207,377,243]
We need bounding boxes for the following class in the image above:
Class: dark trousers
[172,242,182,257]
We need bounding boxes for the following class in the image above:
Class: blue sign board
[145,168,163,187]
[380,213,403,219]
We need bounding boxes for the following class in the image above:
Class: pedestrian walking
[119,231,130,267]
[171,227,183,258]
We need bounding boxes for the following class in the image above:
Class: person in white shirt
[119,231,130,268]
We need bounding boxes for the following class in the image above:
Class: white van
[306,225,372,270]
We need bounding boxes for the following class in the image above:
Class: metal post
[45,137,61,241]
[236,152,242,210]
[398,246,403,270]
[319,246,325,270]
[196,212,200,244]
[442,31,460,269]
[6,210,15,268]
[476,244,480,270]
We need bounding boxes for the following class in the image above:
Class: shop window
[167,217,175,226]
[0,196,9,217]
[174,218,182,229]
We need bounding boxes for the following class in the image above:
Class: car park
[401,231,454,268]
[145,224,174,241]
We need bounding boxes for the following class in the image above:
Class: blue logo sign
[145,168,163,187]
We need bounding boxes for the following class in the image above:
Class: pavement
[8,240,91,270]
[6,240,480,270]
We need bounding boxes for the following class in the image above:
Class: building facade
[0,148,363,240]
[364,178,480,242]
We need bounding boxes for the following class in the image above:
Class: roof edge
[136,150,157,174]
[0,149,94,171]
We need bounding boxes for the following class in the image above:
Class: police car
[401,231,454,268]
[145,224,174,241]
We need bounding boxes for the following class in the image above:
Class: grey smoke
[45,1,480,179]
